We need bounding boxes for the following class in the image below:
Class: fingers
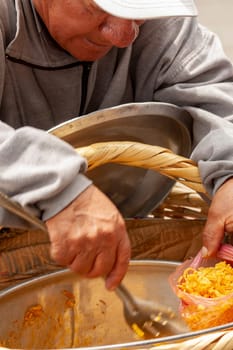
[202,178,233,256]
[105,234,131,290]
[67,226,129,278]
[202,208,225,256]
[49,226,131,290]
[46,185,131,289]
[68,230,131,291]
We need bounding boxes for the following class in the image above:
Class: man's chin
[71,48,112,62]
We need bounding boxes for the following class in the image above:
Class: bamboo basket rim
[76,141,208,197]
[146,328,233,350]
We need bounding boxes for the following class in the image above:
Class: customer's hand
[45,184,131,290]
[202,177,233,256]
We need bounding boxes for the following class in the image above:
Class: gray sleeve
[0,121,92,227]
[184,108,233,196]
[150,18,233,196]
[0,24,92,226]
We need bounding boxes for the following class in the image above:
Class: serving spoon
[0,190,182,339]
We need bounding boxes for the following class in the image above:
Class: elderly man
[1,0,233,290]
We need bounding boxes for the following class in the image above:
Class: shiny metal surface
[0,261,183,349]
[0,189,181,338]
[0,261,233,349]
[0,191,47,232]
[0,260,233,350]
[0,196,177,338]
[49,102,192,217]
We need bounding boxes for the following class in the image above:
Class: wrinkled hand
[202,177,233,256]
[45,184,131,290]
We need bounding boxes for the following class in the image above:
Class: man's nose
[100,18,140,48]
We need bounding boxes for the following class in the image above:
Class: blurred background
[195,0,233,61]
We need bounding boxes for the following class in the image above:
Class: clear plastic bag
[169,244,233,331]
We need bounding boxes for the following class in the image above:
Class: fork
[0,190,180,338]
[115,282,182,338]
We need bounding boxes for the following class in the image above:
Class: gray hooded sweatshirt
[1,0,233,227]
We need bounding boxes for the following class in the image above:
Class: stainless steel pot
[0,260,233,349]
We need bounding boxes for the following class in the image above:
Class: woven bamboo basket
[1,141,233,350]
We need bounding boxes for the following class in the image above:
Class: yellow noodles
[177,261,233,330]
[178,261,233,298]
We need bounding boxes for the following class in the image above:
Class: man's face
[32,0,144,61]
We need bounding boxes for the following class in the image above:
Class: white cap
[93,0,198,19]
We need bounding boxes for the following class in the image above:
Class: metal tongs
[0,190,181,339]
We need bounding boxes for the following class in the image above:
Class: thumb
[202,216,225,256]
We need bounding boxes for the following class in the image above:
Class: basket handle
[76,141,208,197]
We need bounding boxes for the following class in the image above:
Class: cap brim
[93,0,198,19]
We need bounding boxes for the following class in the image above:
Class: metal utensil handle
[115,283,138,313]
[0,191,48,233]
